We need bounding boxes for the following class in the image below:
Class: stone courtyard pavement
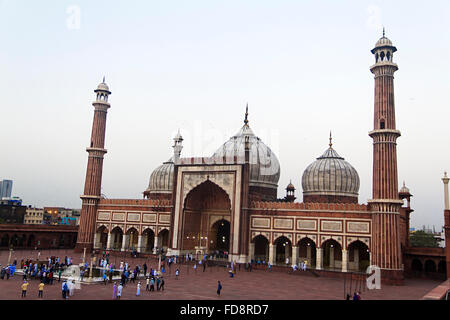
[0,249,441,300]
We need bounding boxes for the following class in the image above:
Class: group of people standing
[17,254,75,299]
[0,262,16,280]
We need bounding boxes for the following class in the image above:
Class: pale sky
[1,0,449,230]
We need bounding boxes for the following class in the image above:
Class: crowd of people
[1,249,362,300]
[13,254,76,299]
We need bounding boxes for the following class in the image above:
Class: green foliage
[410,231,439,248]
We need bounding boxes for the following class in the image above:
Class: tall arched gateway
[180,180,231,257]
[170,164,247,262]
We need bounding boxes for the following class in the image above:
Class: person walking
[217,281,222,296]
[117,283,123,300]
[62,281,68,299]
[112,282,117,300]
[143,263,147,277]
[69,280,75,297]
[38,282,44,298]
[21,280,29,298]
[175,269,179,279]
[160,277,165,291]
[150,277,155,291]
[6,266,10,280]
[136,282,141,296]
[103,272,107,285]
[146,277,150,291]
[156,277,161,291]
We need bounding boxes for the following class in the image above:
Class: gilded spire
[244,103,249,125]
[329,131,333,148]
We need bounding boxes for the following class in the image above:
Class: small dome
[399,182,411,195]
[97,82,109,91]
[212,123,280,190]
[286,181,295,190]
[145,159,174,195]
[371,30,397,54]
[375,36,393,48]
[302,146,360,199]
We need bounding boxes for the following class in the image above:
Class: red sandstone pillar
[75,80,111,253]
[368,33,404,285]
[444,210,450,280]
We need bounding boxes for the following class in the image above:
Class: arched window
[375,53,379,63]
[380,119,385,129]
[386,51,391,61]
[380,51,385,61]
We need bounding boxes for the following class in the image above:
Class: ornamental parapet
[250,201,368,212]
[98,198,172,207]
[176,156,245,166]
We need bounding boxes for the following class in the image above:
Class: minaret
[173,130,184,162]
[442,172,449,210]
[442,172,450,279]
[75,79,111,252]
[285,181,296,202]
[368,31,404,284]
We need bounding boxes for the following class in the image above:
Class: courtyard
[0,249,441,300]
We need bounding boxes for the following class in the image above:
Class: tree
[409,231,439,247]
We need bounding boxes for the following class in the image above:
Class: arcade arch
[348,240,370,272]
[322,239,342,270]
[297,237,316,268]
[274,236,292,265]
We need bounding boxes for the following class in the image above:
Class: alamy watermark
[66,5,81,30]
[366,265,381,289]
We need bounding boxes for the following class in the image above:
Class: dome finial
[103,76,106,83]
[244,103,249,125]
[329,131,333,148]
[383,27,385,37]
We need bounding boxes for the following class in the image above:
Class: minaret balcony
[369,129,401,140]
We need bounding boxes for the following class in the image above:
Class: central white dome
[212,123,280,190]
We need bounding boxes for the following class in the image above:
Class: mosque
[75,33,417,284]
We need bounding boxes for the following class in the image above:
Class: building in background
[0,200,26,224]
[24,207,44,225]
[59,208,81,226]
[0,180,13,199]
[43,207,65,225]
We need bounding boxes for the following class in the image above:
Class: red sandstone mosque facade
[75,34,438,284]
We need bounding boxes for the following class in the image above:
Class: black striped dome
[302,147,359,198]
